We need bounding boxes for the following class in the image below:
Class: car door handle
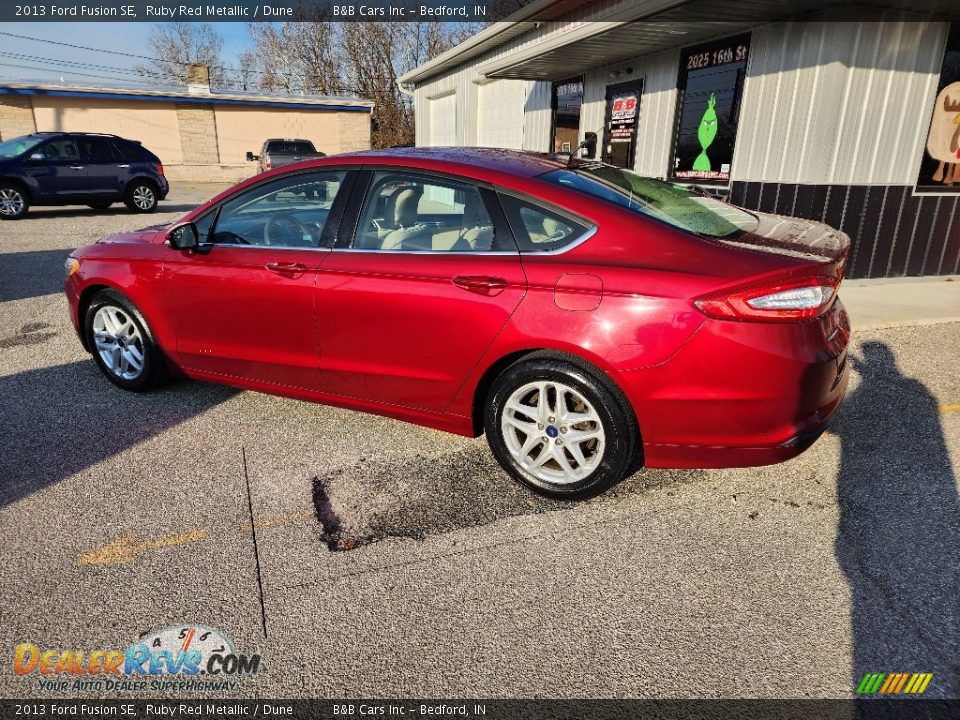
[117,164,130,169]
[452,275,508,296]
[70,165,85,170]
[265,261,308,276]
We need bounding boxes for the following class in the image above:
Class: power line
[0,29,179,65]
[0,61,157,86]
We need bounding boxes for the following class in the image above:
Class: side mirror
[168,222,199,250]
[246,151,259,162]
[580,132,598,159]
[29,152,46,161]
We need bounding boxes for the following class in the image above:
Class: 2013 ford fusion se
[65,148,850,499]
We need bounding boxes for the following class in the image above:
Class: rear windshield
[266,140,316,154]
[0,135,45,159]
[541,165,759,239]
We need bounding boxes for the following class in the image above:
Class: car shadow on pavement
[0,249,73,302]
[312,443,701,552]
[0,360,238,507]
[18,204,199,219]
[832,341,960,698]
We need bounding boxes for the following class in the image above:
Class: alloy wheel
[132,185,155,210]
[0,188,25,217]
[92,305,146,381]
[501,380,606,485]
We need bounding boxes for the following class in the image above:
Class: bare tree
[242,20,480,147]
[136,23,227,89]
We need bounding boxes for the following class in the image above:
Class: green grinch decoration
[693,93,719,172]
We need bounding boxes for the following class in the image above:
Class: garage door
[429,93,457,146]
[478,81,526,149]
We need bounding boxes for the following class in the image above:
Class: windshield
[541,164,759,238]
[0,135,45,159]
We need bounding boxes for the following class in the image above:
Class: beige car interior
[359,182,496,252]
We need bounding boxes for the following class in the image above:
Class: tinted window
[917,22,960,192]
[113,140,152,162]
[0,135,45,159]
[78,136,117,162]
[354,171,500,252]
[671,35,750,183]
[265,140,316,154]
[542,166,758,238]
[498,193,588,252]
[37,138,80,162]
[292,141,316,154]
[211,170,346,248]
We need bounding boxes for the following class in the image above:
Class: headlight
[64,257,80,277]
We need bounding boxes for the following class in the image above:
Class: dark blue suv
[0,132,169,220]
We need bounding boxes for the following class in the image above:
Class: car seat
[381,187,433,250]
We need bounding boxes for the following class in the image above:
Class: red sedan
[65,148,850,499]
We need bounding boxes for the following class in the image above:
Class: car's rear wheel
[0,183,29,220]
[124,180,158,213]
[88,201,112,210]
[84,289,167,391]
[485,357,636,499]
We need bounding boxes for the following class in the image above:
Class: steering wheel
[264,212,314,247]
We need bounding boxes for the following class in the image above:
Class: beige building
[0,66,372,183]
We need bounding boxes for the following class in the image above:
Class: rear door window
[353,170,506,252]
[78,137,118,163]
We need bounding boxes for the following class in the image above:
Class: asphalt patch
[311,443,702,551]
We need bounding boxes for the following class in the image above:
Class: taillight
[264,157,272,170]
[155,163,164,176]
[693,276,839,322]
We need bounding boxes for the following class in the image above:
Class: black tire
[484,357,637,500]
[0,182,29,220]
[124,180,158,213]
[88,201,112,210]
[84,289,167,391]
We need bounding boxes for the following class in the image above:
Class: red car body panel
[66,148,851,469]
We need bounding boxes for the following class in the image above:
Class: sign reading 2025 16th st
[13,625,261,693]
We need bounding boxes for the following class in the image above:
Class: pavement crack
[242,446,268,639]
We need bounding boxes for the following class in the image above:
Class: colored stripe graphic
[857,672,932,694]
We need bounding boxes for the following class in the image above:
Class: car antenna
[569,131,600,166]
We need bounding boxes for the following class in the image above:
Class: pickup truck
[246,139,326,173]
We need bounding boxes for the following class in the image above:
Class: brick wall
[175,104,220,165]
[0,96,37,141]
[338,112,372,153]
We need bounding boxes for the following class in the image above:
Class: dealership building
[400,0,960,279]
[0,65,372,183]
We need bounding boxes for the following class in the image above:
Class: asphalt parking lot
[1,187,958,700]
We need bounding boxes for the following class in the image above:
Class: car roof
[337,146,572,179]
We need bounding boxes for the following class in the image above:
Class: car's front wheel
[124,181,158,213]
[84,289,167,391]
[485,357,637,500]
[0,183,29,220]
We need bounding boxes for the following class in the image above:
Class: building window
[670,35,750,184]
[552,78,583,154]
[918,23,960,192]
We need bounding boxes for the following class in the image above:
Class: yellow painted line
[917,673,933,694]
[76,511,315,567]
[939,404,960,414]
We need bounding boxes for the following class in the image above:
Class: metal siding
[736,20,950,185]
